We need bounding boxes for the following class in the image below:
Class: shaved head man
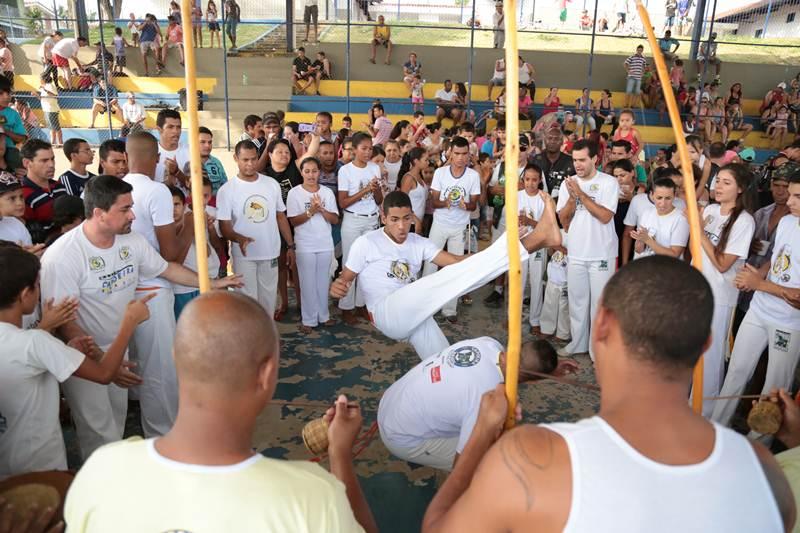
[423,256,795,533]
[65,292,377,532]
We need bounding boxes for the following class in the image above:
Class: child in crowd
[516,164,546,334]
[113,27,130,75]
[38,73,62,147]
[169,181,222,318]
[411,74,425,113]
[683,112,697,136]
[0,173,32,247]
[540,231,569,342]
[128,13,140,46]
[612,109,643,161]
[771,104,790,148]
[44,195,85,247]
[669,58,684,92]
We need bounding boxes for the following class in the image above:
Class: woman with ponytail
[695,163,755,415]
[399,147,428,234]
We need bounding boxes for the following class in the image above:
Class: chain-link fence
[0,0,796,148]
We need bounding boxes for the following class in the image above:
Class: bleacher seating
[284,80,777,162]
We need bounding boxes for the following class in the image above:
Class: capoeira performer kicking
[330,190,562,360]
[712,172,800,427]
[378,336,577,470]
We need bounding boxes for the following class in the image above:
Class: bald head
[125,131,159,176]
[174,292,279,390]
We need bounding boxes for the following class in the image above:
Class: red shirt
[22,176,67,226]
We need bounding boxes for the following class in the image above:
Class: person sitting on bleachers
[89,72,123,128]
[121,93,146,137]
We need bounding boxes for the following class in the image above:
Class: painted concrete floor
[66,283,601,532]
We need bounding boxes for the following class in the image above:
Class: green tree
[25,6,44,35]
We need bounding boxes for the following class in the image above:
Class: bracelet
[288,243,296,250]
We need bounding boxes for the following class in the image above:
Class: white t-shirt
[431,166,481,228]
[122,102,146,123]
[155,144,191,186]
[701,203,755,307]
[556,171,620,260]
[0,323,84,478]
[216,174,286,261]
[0,216,32,246]
[52,37,80,58]
[378,337,504,453]
[38,36,54,60]
[507,189,545,232]
[624,192,687,228]
[632,206,690,260]
[172,208,221,296]
[751,215,800,330]
[547,249,568,287]
[40,224,168,350]
[64,438,364,532]
[123,172,175,289]
[345,229,440,312]
[286,185,337,253]
[384,159,402,191]
[435,88,457,102]
[338,162,381,215]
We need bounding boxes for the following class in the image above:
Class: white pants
[339,211,379,310]
[566,257,615,360]
[422,221,467,317]
[62,376,127,460]
[236,257,279,315]
[382,435,458,471]
[541,281,570,339]
[695,303,735,417]
[130,286,178,438]
[297,250,333,327]
[711,310,800,426]
[372,234,530,360]
[521,249,546,327]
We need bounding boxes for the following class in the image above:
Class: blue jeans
[625,76,642,95]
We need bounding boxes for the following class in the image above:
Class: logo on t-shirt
[387,260,413,282]
[119,246,131,261]
[446,345,481,367]
[772,244,792,282]
[444,185,467,207]
[89,256,106,271]
[243,195,268,223]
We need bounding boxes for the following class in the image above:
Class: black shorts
[372,39,389,48]
[304,5,318,24]
[208,21,220,31]
[437,104,461,118]
[115,55,126,67]
[617,12,626,22]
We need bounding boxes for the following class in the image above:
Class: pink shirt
[518,95,533,113]
[167,24,183,44]
[373,116,393,146]
[669,66,683,86]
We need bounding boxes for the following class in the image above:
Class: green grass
[22,22,268,49]
[320,23,800,65]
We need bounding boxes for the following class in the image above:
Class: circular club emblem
[243,194,268,223]
[388,260,412,281]
[447,345,481,368]
[445,186,466,206]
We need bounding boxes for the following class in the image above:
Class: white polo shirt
[378,337,505,453]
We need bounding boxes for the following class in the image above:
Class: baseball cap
[778,82,787,89]
[0,171,21,195]
[721,150,738,165]
[738,147,756,162]
[772,162,800,182]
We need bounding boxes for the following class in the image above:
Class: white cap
[778,82,787,89]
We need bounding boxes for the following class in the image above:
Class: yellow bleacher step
[317,81,761,116]
[31,108,191,129]
[284,111,774,149]
[16,75,217,95]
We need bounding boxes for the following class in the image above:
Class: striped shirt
[624,53,647,80]
[59,170,96,197]
[22,176,67,227]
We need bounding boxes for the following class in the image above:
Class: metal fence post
[531,0,536,26]
[460,0,464,25]
[688,0,707,61]
[346,0,351,115]
[466,0,476,117]
[397,0,400,21]
[96,0,114,136]
[582,0,599,138]
[221,6,231,149]
[762,0,774,38]
[286,0,294,52]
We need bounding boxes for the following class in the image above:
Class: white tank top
[519,63,531,84]
[543,417,783,533]
[407,178,428,221]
